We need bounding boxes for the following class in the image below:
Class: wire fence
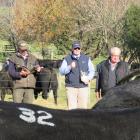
[0,61,97,109]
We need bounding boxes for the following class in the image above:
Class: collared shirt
[72,54,80,59]
[109,60,119,71]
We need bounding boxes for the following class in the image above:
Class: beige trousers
[66,87,89,110]
[13,89,34,104]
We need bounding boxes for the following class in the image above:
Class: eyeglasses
[74,48,80,50]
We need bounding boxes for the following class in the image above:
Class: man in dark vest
[59,41,95,110]
[95,47,130,101]
[8,40,42,104]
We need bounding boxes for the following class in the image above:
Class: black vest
[96,59,129,93]
[65,53,89,88]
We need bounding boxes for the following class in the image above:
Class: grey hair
[109,47,121,56]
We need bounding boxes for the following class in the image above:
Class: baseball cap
[72,41,81,49]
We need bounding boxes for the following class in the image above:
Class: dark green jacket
[8,53,38,89]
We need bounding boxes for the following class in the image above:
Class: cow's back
[93,79,140,110]
[0,101,140,140]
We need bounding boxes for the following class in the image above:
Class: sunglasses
[74,48,80,50]
[20,49,27,52]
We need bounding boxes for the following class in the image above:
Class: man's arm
[59,59,71,75]
[8,61,22,79]
[95,64,102,101]
[8,61,33,79]
[125,62,130,75]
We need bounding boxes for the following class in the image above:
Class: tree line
[0,0,139,64]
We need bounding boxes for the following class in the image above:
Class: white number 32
[18,107,55,127]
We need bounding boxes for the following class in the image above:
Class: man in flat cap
[8,40,42,104]
[59,41,95,110]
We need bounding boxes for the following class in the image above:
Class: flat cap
[17,40,28,50]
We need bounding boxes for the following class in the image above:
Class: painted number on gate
[18,107,55,127]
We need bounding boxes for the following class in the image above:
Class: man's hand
[81,75,89,85]
[20,69,29,77]
[96,92,102,101]
[69,61,76,69]
[35,65,43,72]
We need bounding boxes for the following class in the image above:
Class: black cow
[0,59,62,104]
[0,67,13,101]
[1,101,140,140]
[34,59,62,104]
[34,67,58,104]
[38,59,62,69]
[93,69,140,110]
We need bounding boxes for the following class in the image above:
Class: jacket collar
[105,59,122,71]
[16,52,29,60]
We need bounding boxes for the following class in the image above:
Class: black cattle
[34,67,58,104]
[34,59,62,104]
[0,67,13,101]
[38,59,62,69]
[0,68,58,104]
[0,59,62,104]
[93,69,140,110]
[1,101,140,140]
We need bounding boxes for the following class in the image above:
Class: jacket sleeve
[8,61,21,79]
[59,59,71,75]
[125,62,130,75]
[95,63,101,92]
